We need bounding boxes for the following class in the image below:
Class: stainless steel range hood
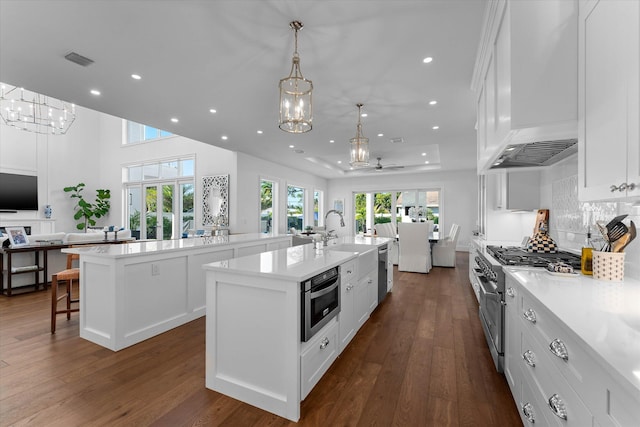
[490,138,578,169]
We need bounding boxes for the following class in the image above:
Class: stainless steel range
[473,245,581,372]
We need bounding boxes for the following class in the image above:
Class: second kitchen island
[203,239,390,422]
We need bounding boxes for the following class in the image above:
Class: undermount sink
[324,243,377,279]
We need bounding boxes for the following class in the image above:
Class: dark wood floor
[0,252,522,426]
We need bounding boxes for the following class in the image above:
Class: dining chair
[398,222,431,273]
[51,252,80,333]
[432,224,461,267]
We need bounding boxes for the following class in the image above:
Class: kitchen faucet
[324,210,346,228]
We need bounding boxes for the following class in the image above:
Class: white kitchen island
[62,233,290,351]
[203,238,391,422]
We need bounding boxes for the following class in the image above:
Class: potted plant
[64,183,111,231]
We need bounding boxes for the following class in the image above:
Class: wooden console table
[1,239,134,296]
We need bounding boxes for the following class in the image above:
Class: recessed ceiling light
[209,109,217,114]
[257,130,263,134]
[429,100,437,105]
[337,160,342,164]
[221,135,228,140]
[377,133,384,137]
[432,125,439,130]
[131,74,141,80]
[289,145,295,148]
[170,117,179,123]
[421,152,427,156]
[329,139,335,143]
[90,89,101,96]
[361,113,368,117]
[425,161,430,164]
[423,57,433,63]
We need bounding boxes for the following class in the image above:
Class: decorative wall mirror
[202,175,229,226]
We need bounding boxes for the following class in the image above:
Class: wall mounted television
[0,172,39,211]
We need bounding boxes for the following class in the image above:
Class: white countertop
[504,268,640,397]
[62,233,289,258]
[203,244,358,282]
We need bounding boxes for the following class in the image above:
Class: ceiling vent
[64,52,94,67]
[491,139,578,169]
[389,137,404,144]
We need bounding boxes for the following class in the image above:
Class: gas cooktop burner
[486,245,582,268]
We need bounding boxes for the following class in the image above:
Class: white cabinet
[338,259,358,353]
[578,0,640,201]
[504,274,640,427]
[355,275,371,330]
[300,318,339,399]
[473,0,578,171]
[487,169,540,211]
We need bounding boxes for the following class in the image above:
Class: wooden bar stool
[51,253,80,333]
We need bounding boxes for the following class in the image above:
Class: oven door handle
[309,278,340,299]
[477,274,498,296]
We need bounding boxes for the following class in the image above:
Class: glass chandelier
[279,21,313,133]
[0,83,76,135]
[349,103,369,167]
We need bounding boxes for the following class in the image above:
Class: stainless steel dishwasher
[377,244,388,304]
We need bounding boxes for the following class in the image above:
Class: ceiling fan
[363,157,405,172]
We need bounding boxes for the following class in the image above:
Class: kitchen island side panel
[205,270,301,422]
[81,260,115,348]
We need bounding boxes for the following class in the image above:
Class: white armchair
[375,222,398,265]
[398,222,431,273]
[432,224,460,267]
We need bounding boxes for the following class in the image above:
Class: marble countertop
[203,244,358,282]
[62,233,290,258]
[504,268,640,396]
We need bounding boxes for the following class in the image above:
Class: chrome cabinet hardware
[522,402,535,423]
[319,337,330,349]
[346,284,353,291]
[522,350,536,367]
[548,394,568,420]
[523,308,537,323]
[506,287,515,298]
[346,269,352,274]
[610,182,636,192]
[549,339,569,361]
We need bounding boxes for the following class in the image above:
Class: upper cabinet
[578,0,640,201]
[472,0,579,171]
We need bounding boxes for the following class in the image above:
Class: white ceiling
[0,0,486,179]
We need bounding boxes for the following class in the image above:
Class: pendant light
[279,21,313,133]
[349,103,369,167]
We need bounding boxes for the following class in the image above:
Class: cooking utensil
[608,221,628,243]
[596,220,610,251]
[616,220,636,253]
[606,214,628,231]
[612,233,630,253]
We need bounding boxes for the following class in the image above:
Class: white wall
[328,169,478,251]
[0,106,102,233]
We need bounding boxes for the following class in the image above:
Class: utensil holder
[592,251,625,281]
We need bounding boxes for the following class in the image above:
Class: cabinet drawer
[300,318,339,399]
[520,291,591,392]
[520,325,593,427]
[340,260,357,284]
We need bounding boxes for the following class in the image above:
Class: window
[261,179,275,233]
[125,121,173,144]
[124,157,194,240]
[313,190,323,227]
[354,189,441,234]
[287,185,305,231]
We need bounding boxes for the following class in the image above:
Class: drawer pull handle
[506,287,515,298]
[346,270,352,274]
[522,402,535,423]
[549,339,568,361]
[522,350,536,367]
[523,308,536,323]
[319,337,330,349]
[548,394,568,420]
